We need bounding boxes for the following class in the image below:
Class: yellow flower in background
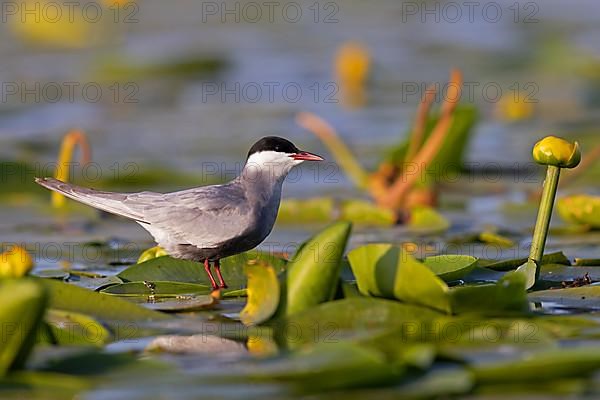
[9,0,90,48]
[334,41,371,87]
[0,246,34,278]
[334,41,371,108]
[137,246,169,264]
[495,93,535,122]
[533,136,581,169]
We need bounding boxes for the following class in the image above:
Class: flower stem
[529,165,561,279]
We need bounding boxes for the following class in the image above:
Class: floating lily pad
[45,310,111,347]
[348,244,451,313]
[423,255,478,282]
[38,278,168,322]
[529,286,600,310]
[118,251,286,290]
[479,252,571,272]
[471,347,600,384]
[32,269,69,280]
[407,206,450,233]
[67,275,123,291]
[450,271,530,315]
[276,297,442,349]
[227,343,400,391]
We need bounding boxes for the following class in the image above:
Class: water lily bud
[533,136,581,169]
[0,246,34,278]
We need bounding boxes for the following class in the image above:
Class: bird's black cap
[247,136,300,158]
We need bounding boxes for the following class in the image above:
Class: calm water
[1,0,600,264]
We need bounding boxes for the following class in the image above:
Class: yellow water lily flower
[532,136,581,169]
[0,246,34,278]
[334,41,371,87]
[137,246,169,263]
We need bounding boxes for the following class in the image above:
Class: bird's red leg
[214,259,228,289]
[203,259,218,290]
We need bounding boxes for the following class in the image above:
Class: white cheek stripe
[243,151,298,181]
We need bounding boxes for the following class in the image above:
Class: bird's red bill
[291,151,324,161]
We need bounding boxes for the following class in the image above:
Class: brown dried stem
[405,84,438,163]
[296,112,370,190]
[379,69,463,210]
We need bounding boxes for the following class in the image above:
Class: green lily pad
[227,343,400,391]
[348,244,451,313]
[275,297,442,349]
[528,286,600,309]
[423,255,478,282]
[68,275,123,291]
[279,222,352,316]
[450,271,530,315]
[407,206,450,233]
[391,365,474,398]
[0,279,48,376]
[0,371,89,398]
[118,251,287,289]
[38,278,168,322]
[278,197,334,223]
[479,252,571,272]
[471,347,600,384]
[45,309,111,346]
[32,269,69,280]
[240,263,280,326]
[100,281,211,296]
[340,200,396,225]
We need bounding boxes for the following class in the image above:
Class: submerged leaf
[123,295,215,312]
[348,244,451,313]
[100,281,211,296]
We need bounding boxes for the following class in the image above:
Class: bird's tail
[35,177,145,221]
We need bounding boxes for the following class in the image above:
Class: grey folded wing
[36,177,251,249]
[128,183,251,249]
